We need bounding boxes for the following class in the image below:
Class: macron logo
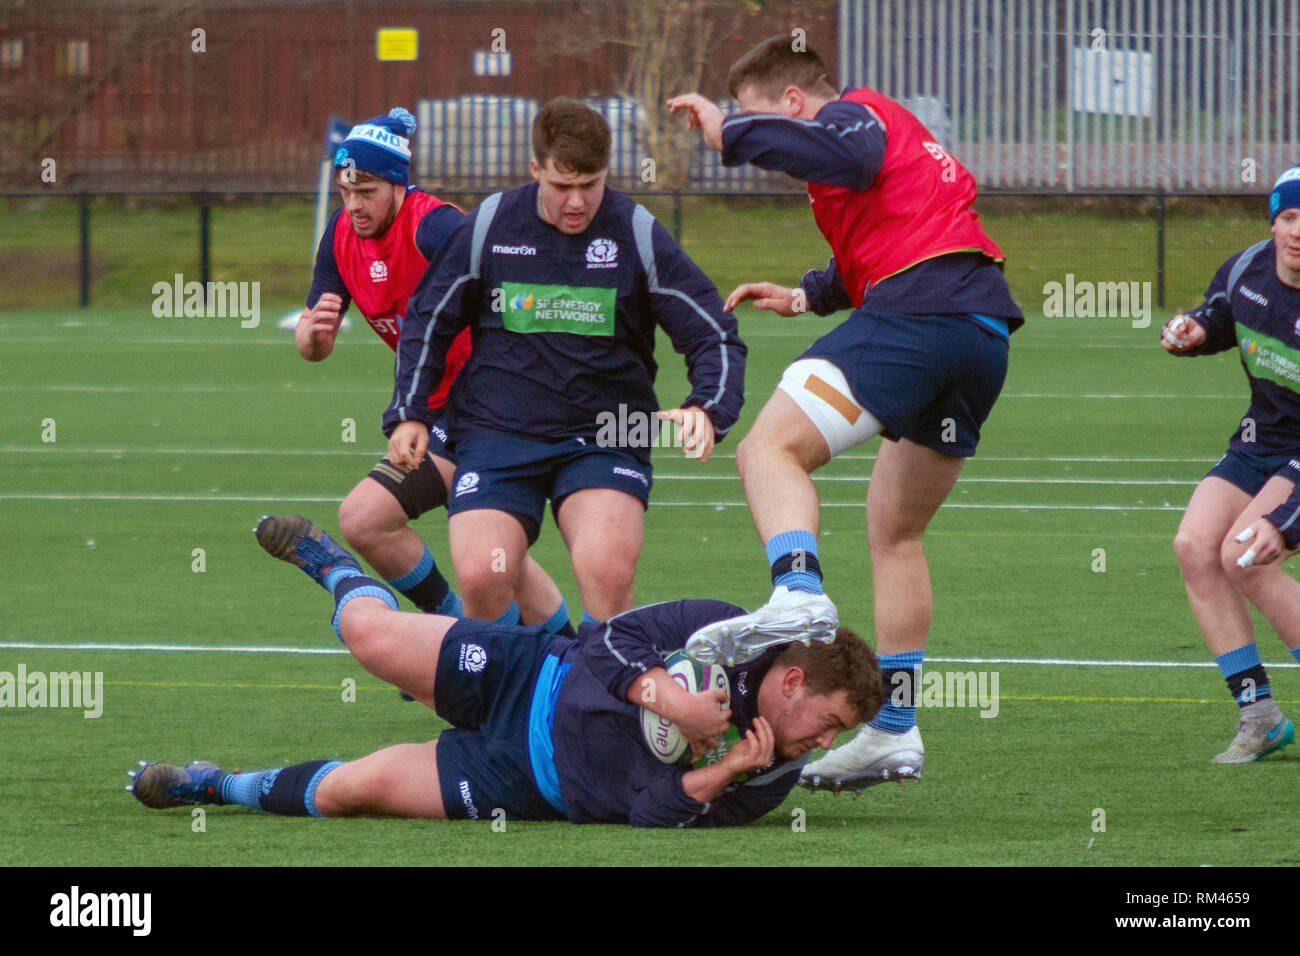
[492,244,537,256]
[1237,285,1269,307]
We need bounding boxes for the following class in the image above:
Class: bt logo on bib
[585,238,617,268]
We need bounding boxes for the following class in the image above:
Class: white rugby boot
[684,586,838,666]
[800,724,924,793]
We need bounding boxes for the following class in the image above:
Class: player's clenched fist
[295,293,345,361]
[1160,313,1206,353]
[724,282,805,317]
[387,420,429,473]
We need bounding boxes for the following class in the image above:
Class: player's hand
[656,406,715,463]
[671,688,731,741]
[1160,313,1205,353]
[722,717,775,775]
[387,420,429,473]
[1232,520,1288,568]
[724,282,805,317]
[296,293,344,360]
[666,93,724,152]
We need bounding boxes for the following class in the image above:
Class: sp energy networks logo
[1237,326,1300,389]
[501,282,615,335]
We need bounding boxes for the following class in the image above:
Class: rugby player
[383,99,746,626]
[1161,166,1300,762]
[297,107,568,634]
[667,37,1023,791]
[126,515,880,828]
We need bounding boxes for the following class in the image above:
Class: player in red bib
[670,37,1023,790]
[296,108,570,636]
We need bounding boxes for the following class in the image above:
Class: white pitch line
[0,446,1221,465]
[0,382,1241,400]
[2,446,376,457]
[1,339,388,348]
[0,383,387,394]
[2,640,1291,668]
[0,492,1184,511]
[653,475,1195,485]
[0,640,345,655]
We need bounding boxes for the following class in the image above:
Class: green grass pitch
[1,202,1297,867]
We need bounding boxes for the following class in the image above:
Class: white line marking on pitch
[0,640,345,655]
[3,640,1291,668]
[0,493,1184,510]
[654,475,1195,486]
[0,383,1241,400]
[0,446,1220,466]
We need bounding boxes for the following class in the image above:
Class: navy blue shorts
[434,619,565,821]
[801,310,1010,457]
[1205,447,1299,496]
[446,434,652,544]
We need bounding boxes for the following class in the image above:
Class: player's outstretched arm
[723,281,803,316]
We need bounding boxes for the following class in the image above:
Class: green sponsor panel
[501,282,615,336]
[1236,323,1300,393]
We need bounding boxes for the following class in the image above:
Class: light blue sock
[869,650,925,733]
[764,530,823,595]
[494,602,521,626]
[220,768,282,809]
[323,565,366,594]
[581,610,603,627]
[331,577,400,641]
[1291,646,1300,665]
[540,597,571,635]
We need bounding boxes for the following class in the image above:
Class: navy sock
[219,760,343,817]
[764,530,823,594]
[386,546,456,615]
[1215,645,1271,708]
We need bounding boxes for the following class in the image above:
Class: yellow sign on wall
[376,28,418,62]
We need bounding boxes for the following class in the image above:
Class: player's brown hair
[774,627,883,724]
[532,98,611,174]
[727,35,838,101]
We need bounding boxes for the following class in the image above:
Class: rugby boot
[127,760,227,808]
[255,514,361,589]
[684,586,838,666]
[1212,715,1294,763]
[800,725,924,792]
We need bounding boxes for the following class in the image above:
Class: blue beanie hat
[1269,165,1300,223]
[334,107,416,186]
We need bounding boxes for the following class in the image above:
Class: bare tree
[546,0,757,188]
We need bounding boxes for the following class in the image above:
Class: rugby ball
[640,649,733,764]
